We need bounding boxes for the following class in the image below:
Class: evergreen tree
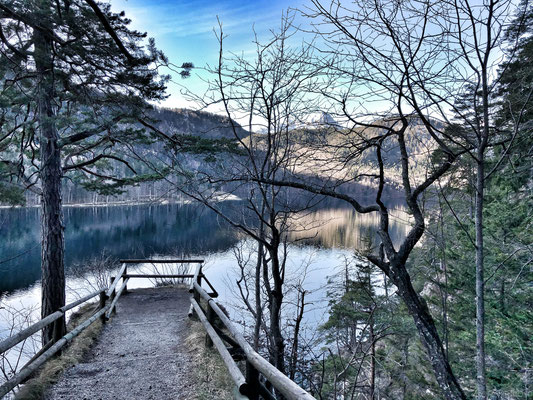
[0,0,176,343]
[318,256,389,399]
[412,15,533,391]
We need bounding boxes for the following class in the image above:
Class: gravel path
[45,287,196,400]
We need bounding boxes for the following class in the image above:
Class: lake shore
[0,191,242,210]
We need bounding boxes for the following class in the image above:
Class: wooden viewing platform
[0,260,316,400]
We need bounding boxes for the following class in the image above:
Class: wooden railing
[0,258,142,397]
[189,264,316,400]
[0,259,315,399]
[0,288,110,397]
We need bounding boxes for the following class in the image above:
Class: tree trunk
[391,261,466,400]
[268,246,286,375]
[253,241,264,350]
[475,48,491,400]
[34,23,66,345]
[438,199,449,358]
[289,289,305,380]
[475,157,487,400]
[402,337,409,400]
[369,315,376,400]
[499,280,505,315]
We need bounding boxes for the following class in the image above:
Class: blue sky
[110,0,306,109]
[107,0,514,120]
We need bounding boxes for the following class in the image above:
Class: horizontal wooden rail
[0,304,111,398]
[123,274,195,279]
[0,289,104,355]
[119,259,204,264]
[59,290,105,314]
[19,338,54,376]
[191,299,249,396]
[191,281,316,400]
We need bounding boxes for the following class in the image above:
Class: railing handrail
[190,298,249,393]
[106,263,127,297]
[0,288,104,355]
[0,303,112,397]
[123,273,195,279]
[0,288,110,398]
[119,259,204,264]
[190,269,316,400]
[0,259,202,398]
[119,260,312,398]
[105,278,129,319]
[1,259,311,399]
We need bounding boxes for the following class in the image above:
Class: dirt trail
[45,287,196,400]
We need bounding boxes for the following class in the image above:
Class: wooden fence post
[109,276,116,315]
[99,291,108,323]
[194,269,201,305]
[123,265,128,294]
[52,319,64,351]
[206,302,215,348]
[246,361,260,400]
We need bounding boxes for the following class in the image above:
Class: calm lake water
[0,199,409,378]
[0,200,408,295]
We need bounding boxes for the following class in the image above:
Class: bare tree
[135,15,326,387]
[190,16,324,379]
[242,1,477,398]
[241,1,529,398]
[68,252,119,292]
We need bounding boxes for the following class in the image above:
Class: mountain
[276,111,341,132]
[308,111,341,128]
[152,108,249,140]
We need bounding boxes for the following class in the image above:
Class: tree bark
[389,261,466,400]
[289,289,305,380]
[475,25,492,395]
[369,315,375,400]
[253,241,264,350]
[268,249,286,374]
[402,337,408,400]
[34,21,66,345]
[475,156,487,400]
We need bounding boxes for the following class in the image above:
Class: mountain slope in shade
[152,108,249,140]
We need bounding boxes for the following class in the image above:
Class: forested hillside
[1,107,249,206]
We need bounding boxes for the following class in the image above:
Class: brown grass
[185,318,238,400]
[14,302,103,400]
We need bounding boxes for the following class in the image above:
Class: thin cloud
[112,0,286,39]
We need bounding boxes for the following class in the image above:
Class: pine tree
[318,256,388,399]
[0,0,173,343]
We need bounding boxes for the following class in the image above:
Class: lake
[0,199,409,377]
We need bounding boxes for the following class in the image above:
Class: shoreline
[0,192,242,210]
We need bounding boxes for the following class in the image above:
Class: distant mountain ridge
[308,111,341,128]
[152,108,249,140]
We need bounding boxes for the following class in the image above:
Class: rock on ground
[45,287,196,400]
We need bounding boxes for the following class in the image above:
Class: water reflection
[0,200,410,386]
[289,206,410,249]
[0,201,410,296]
[0,203,238,295]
